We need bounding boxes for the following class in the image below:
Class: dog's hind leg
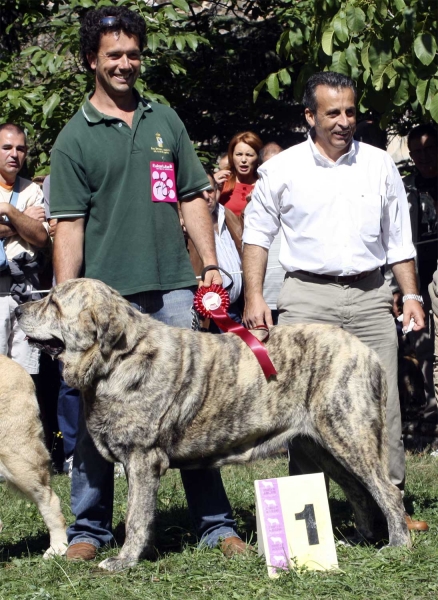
[294,438,385,543]
[99,448,169,572]
[4,450,67,558]
[306,436,410,548]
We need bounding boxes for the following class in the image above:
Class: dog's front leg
[99,448,169,572]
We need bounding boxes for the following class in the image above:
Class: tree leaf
[42,93,61,118]
[321,28,334,56]
[345,6,366,33]
[361,42,370,71]
[174,36,186,51]
[368,40,392,70]
[416,79,429,106]
[147,33,160,53]
[172,0,190,12]
[331,51,349,76]
[253,79,266,103]
[266,73,280,99]
[185,34,199,52]
[414,33,437,67]
[393,78,409,106]
[429,92,438,123]
[333,16,348,43]
[278,68,291,86]
[345,44,358,69]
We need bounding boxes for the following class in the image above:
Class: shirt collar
[307,131,357,167]
[81,89,152,124]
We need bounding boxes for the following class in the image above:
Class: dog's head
[17,279,138,390]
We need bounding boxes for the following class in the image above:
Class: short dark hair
[303,72,357,113]
[0,123,27,143]
[80,7,147,72]
[407,123,438,150]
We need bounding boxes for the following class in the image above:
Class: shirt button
[118,123,123,128]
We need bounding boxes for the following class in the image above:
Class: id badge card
[150,162,177,203]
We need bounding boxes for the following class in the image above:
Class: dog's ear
[91,307,125,356]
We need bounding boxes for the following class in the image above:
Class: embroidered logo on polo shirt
[151,132,170,154]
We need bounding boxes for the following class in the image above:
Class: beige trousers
[277,269,405,489]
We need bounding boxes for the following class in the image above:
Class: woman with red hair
[215,131,263,217]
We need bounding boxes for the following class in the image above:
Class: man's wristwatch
[402,294,424,305]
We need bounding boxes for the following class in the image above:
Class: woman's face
[232,142,258,179]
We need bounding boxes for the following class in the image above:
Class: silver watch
[402,294,424,305]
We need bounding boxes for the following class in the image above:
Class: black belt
[294,269,376,284]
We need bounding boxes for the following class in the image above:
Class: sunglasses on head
[100,14,136,27]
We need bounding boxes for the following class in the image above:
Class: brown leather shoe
[405,514,429,532]
[65,542,97,561]
[220,536,253,558]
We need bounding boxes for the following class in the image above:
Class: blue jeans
[68,287,238,549]
[57,363,80,458]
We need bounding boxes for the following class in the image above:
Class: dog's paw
[98,556,138,572]
[43,542,68,559]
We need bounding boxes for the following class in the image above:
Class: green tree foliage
[258,0,438,131]
[1,1,436,174]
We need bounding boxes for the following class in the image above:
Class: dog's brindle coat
[16,279,410,571]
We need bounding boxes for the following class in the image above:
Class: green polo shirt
[50,93,209,295]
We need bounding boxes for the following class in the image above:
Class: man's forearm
[1,204,48,247]
[180,197,218,265]
[243,244,268,298]
[390,259,419,296]
[53,219,85,283]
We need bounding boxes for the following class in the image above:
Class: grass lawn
[1,453,437,600]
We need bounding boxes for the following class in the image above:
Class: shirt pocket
[352,193,383,240]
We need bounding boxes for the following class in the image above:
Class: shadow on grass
[0,533,50,561]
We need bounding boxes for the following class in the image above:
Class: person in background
[216,152,229,171]
[215,131,263,217]
[389,125,437,425]
[429,270,438,405]
[258,143,284,324]
[185,172,243,331]
[243,71,428,532]
[0,123,48,376]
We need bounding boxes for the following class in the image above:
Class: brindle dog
[16,278,410,571]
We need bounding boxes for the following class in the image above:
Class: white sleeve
[242,167,281,249]
[382,158,416,265]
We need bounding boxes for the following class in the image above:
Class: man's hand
[199,267,223,288]
[402,299,425,332]
[391,259,425,332]
[24,205,46,222]
[48,218,58,238]
[243,293,273,328]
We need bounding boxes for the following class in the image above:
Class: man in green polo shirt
[50,6,246,566]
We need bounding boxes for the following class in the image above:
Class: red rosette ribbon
[194,285,277,379]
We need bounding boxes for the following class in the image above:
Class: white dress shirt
[243,136,416,276]
[214,204,242,304]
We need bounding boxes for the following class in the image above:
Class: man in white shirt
[0,123,48,374]
[242,72,428,531]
